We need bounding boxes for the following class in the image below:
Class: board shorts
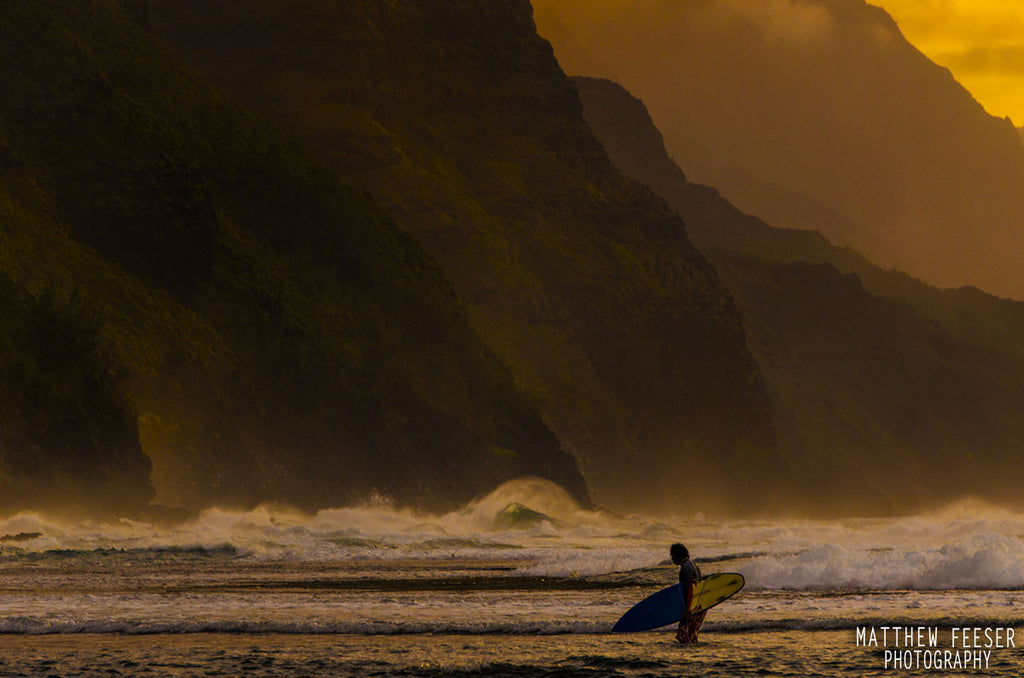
[677,609,707,644]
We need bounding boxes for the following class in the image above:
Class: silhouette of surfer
[670,542,705,644]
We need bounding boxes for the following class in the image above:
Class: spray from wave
[3,482,1024,591]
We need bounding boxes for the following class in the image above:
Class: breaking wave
[3,483,1024,591]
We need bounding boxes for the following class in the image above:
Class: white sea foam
[738,502,1024,591]
[3,484,1024,591]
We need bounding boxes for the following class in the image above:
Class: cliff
[0,272,152,517]
[143,0,783,514]
[575,76,1024,513]
[0,0,587,514]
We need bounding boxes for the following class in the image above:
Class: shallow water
[2,479,1023,676]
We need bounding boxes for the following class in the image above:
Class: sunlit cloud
[872,0,1024,122]
[944,45,1024,75]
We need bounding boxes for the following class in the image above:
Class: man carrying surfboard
[671,543,706,644]
[610,549,743,638]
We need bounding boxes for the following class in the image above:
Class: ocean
[1,478,1022,677]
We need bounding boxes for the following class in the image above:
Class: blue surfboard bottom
[611,583,685,633]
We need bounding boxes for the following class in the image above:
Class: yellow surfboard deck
[690,572,745,614]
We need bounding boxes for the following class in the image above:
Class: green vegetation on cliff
[0,271,152,516]
[0,0,586,514]
[145,0,782,513]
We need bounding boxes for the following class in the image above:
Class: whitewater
[1,478,1023,676]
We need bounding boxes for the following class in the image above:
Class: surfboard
[611,572,745,633]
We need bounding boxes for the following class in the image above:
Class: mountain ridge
[535,0,1024,300]
[571,76,1024,363]
[574,75,1024,513]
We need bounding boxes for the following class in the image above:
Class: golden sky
[872,0,1024,124]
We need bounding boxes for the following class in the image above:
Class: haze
[534,0,1024,300]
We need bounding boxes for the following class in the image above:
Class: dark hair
[670,543,689,560]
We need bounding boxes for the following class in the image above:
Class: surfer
[670,543,705,644]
